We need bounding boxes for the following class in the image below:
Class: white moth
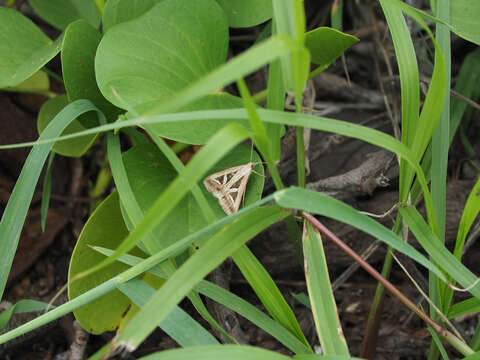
[203,162,256,215]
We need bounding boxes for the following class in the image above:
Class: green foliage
[28,0,100,30]
[0,7,63,88]
[1,0,479,358]
[96,0,229,108]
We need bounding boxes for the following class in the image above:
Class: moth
[203,162,258,215]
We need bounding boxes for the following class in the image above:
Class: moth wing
[232,169,252,212]
[218,194,235,215]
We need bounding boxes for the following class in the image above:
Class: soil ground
[1,1,479,359]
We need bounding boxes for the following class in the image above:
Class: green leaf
[378,0,420,199]
[28,0,100,30]
[62,20,121,127]
[95,0,229,109]
[3,70,49,94]
[0,99,104,300]
[448,297,480,319]
[215,0,272,28]
[273,187,445,281]
[136,345,291,360]
[121,143,264,252]
[0,7,63,88]
[303,221,349,355]
[68,192,142,334]
[117,278,219,346]
[37,95,98,157]
[232,246,310,347]
[102,0,163,33]
[305,27,358,71]
[0,300,51,331]
[450,0,480,45]
[114,206,289,351]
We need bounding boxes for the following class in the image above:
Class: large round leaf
[68,192,142,334]
[215,0,272,28]
[0,7,62,88]
[37,95,98,157]
[62,20,121,127]
[102,0,164,33]
[122,143,264,253]
[95,0,229,109]
[28,0,100,30]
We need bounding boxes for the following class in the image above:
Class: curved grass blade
[232,246,310,347]
[273,187,445,281]
[448,297,480,319]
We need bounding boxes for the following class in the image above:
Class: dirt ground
[1,1,479,359]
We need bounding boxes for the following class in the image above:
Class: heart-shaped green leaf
[0,7,62,88]
[28,0,100,30]
[68,191,142,334]
[96,0,229,109]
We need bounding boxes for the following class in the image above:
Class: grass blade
[303,221,349,355]
[117,278,219,346]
